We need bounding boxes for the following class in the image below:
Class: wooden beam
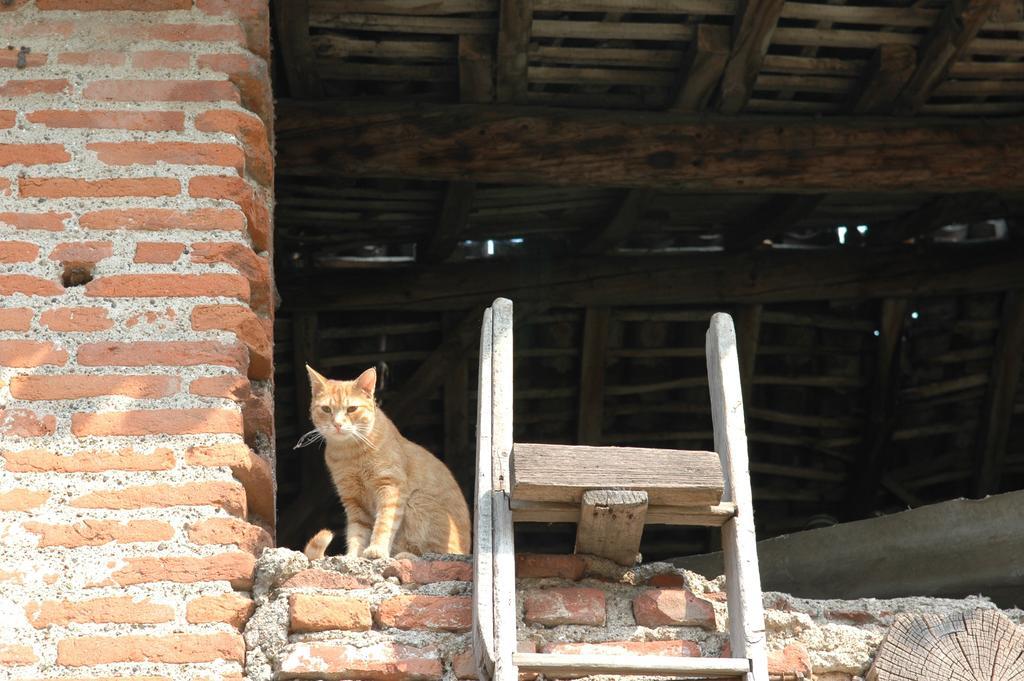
[513,653,751,678]
[459,34,495,103]
[496,0,531,103]
[274,0,322,98]
[671,24,730,113]
[717,0,786,114]
[282,242,1024,311]
[420,182,475,263]
[851,298,908,518]
[576,307,610,444]
[579,189,651,255]
[896,0,1001,114]
[574,489,648,565]
[872,193,1004,246]
[723,194,826,251]
[276,100,1024,192]
[973,290,1024,497]
[849,45,917,114]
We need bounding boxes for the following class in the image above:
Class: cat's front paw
[361,545,389,560]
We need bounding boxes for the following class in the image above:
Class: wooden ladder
[472,298,768,681]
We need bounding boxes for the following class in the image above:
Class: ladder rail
[513,652,752,678]
[472,306,495,679]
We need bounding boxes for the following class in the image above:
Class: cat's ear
[355,367,377,396]
[306,365,328,394]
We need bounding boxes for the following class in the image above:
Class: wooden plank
[512,499,736,526]
[579,189,652,255]
[443,313,472,501]
[849,45,917,114]
[282,242,1024,311]
[472,307,494,679]
[706,313,768,681]
[510,443,724,506]
[459,33,495,103]
[723,194,826,251]
[275,0,323,98]
[277,100,1024,192]
[574,489,648,565]
[872,193,1004,246]
[576,307,610,444]
[850,298,908,518]
[420,182,476,263]
[672,24,730,113]
[973,290,1024,497]
[718,0,786,114]
[896,0,1002,114]
[513,652,751,677]
[489,298,517,681]
[496,0,532,103]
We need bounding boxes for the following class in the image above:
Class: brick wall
[0,2,274,678]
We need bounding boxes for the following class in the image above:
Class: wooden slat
[574,489,648,565]
[706,313,768,681]
[718,0,786,114]
[849,45,917,114]
[672,24,730,113]
[576,307,610,444]
[723,194,826,251]
[472,307,494,679]
[512,499,736,526]
[275,0,323,98]
[513,652,751,677]
[510,443,724,506]
[579,189,652,255]
[973,290,1024,497]
[496,0,531,103]
[896,0,1002,114]
[277,100,1024,192]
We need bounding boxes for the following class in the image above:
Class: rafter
[274,0,323,98]
[849,45,917,115]
[723,194,825,250]
[420,182,476,263]
[717,0,786,114]
[577,307,611,444]
[671,24,730,113]
[579,189,653,255]
[496,0,532,103]
[873,193,1004,246]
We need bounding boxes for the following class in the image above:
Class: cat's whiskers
[294,428,325,449]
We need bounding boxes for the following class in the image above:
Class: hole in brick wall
[61,262,93,288]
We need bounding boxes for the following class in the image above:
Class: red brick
[40,0,191,7]
[49,241,113,263]
[384,558,473,584]
[280,569,371,590]
[0,307,33,331]
[0,644,36,665]
[185,443,274,522]
[0,79,68,96]
[132,50,190,69]
[541,640,701,657]
[0,110,13,127]
[0,409,56,437]
[0,340,68,367]
[57,51,125,66]
[24,519,174,548]
[197,0,270,59]
[81,207,244,231]
[133,22,247,44]
[0,488,49,511]
[71,481,246,517]
[88,141,244,171]
[523,587,606,626]
[242,388,273,447]
[20,177,179,198]
[57,633,243,666]
[27,595,173,627]
[84,79,239,103]
[0,211,68,230]
[0,49,46,68]
[188,517,271,555]
[134,242,185,264]
[192,304,271,379]
[768,643,812,678]
[190,240,271,313]
[291,593,373,633]
[195,107,271,184]
[0,274,63,296]
[39,306,113,332]
[0,144,69,166]
[78,340,247,372]
[71,408,243,437]
[189,178,271,251]
[187,593,254,630]
[189,374,250,401]
[110,553,255,588]
[645,572,688,588]
[0,241,38,263]
[376,595,472,633]
[452,642,537,680]
[516,553,587,580]
[278,642,442,680]
[632,589,716,629]
[85,273,249,302]
[11,374,178,400]
[3,447,174,473]
[28,109,183,131]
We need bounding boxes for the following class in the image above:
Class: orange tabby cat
[301,366,471,560]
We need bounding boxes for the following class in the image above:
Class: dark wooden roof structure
[269,0,1024,558]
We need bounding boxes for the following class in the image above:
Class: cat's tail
[303,528,334,560]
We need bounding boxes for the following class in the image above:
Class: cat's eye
[346,406,358,413]
[320,405,331,413]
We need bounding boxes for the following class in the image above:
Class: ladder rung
[511,499,738,526]
[512,652,751,678]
